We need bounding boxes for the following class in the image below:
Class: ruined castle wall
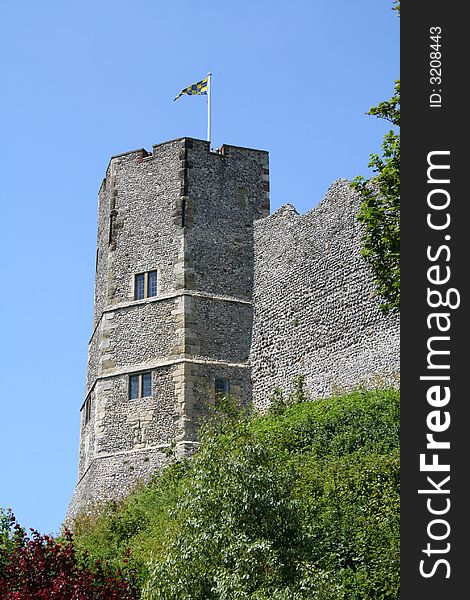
[250,179,400,410]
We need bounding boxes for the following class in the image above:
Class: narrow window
[108,210,117,244]
[181,197,186,227]
[215,377,230,397]
[142,372,152,397]
[83,395,92,426]
[129,374,140,400]
[129,372,152,399]
[135,273,145,300]
[148,271,158,297]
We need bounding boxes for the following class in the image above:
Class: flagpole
[207,72,212,144]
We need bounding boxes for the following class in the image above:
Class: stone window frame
[129,371,153,400]
[132,269,159,300]
[108,209,118,245]
[214,377,230,397]
[83,394,92,426]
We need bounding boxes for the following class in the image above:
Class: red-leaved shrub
[0,510,137,599]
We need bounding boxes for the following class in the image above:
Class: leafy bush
[72,460,190,584]
[352,79,400,315]
[141,421,303,599]
[73,387,399,599]
[0,509,137,599]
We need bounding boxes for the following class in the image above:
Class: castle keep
[67,137,399,520]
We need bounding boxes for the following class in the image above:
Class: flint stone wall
[186,295,253,363]
[250,179,400,411]
[67,448,173,522]
[185,142,269,299]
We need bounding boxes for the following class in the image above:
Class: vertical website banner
[401,3,467,598]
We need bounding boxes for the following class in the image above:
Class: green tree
[72,387,400,599]
[352,4,400,314]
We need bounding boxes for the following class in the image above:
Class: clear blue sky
[0,0,399,535]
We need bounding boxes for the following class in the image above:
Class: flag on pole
[174,73,212,144]
[174,77,208,101]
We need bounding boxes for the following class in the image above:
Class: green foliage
[0,510,137,598]
[0,508,17,575]
[352,1,400,314]
[73,387,400,599]
[257,387,399,458]
[268,374,309,416]
[352,80,400,314]
[72,460,191,584]
[141,421,302,599]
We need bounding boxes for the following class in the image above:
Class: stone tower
[67,137,270,520]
